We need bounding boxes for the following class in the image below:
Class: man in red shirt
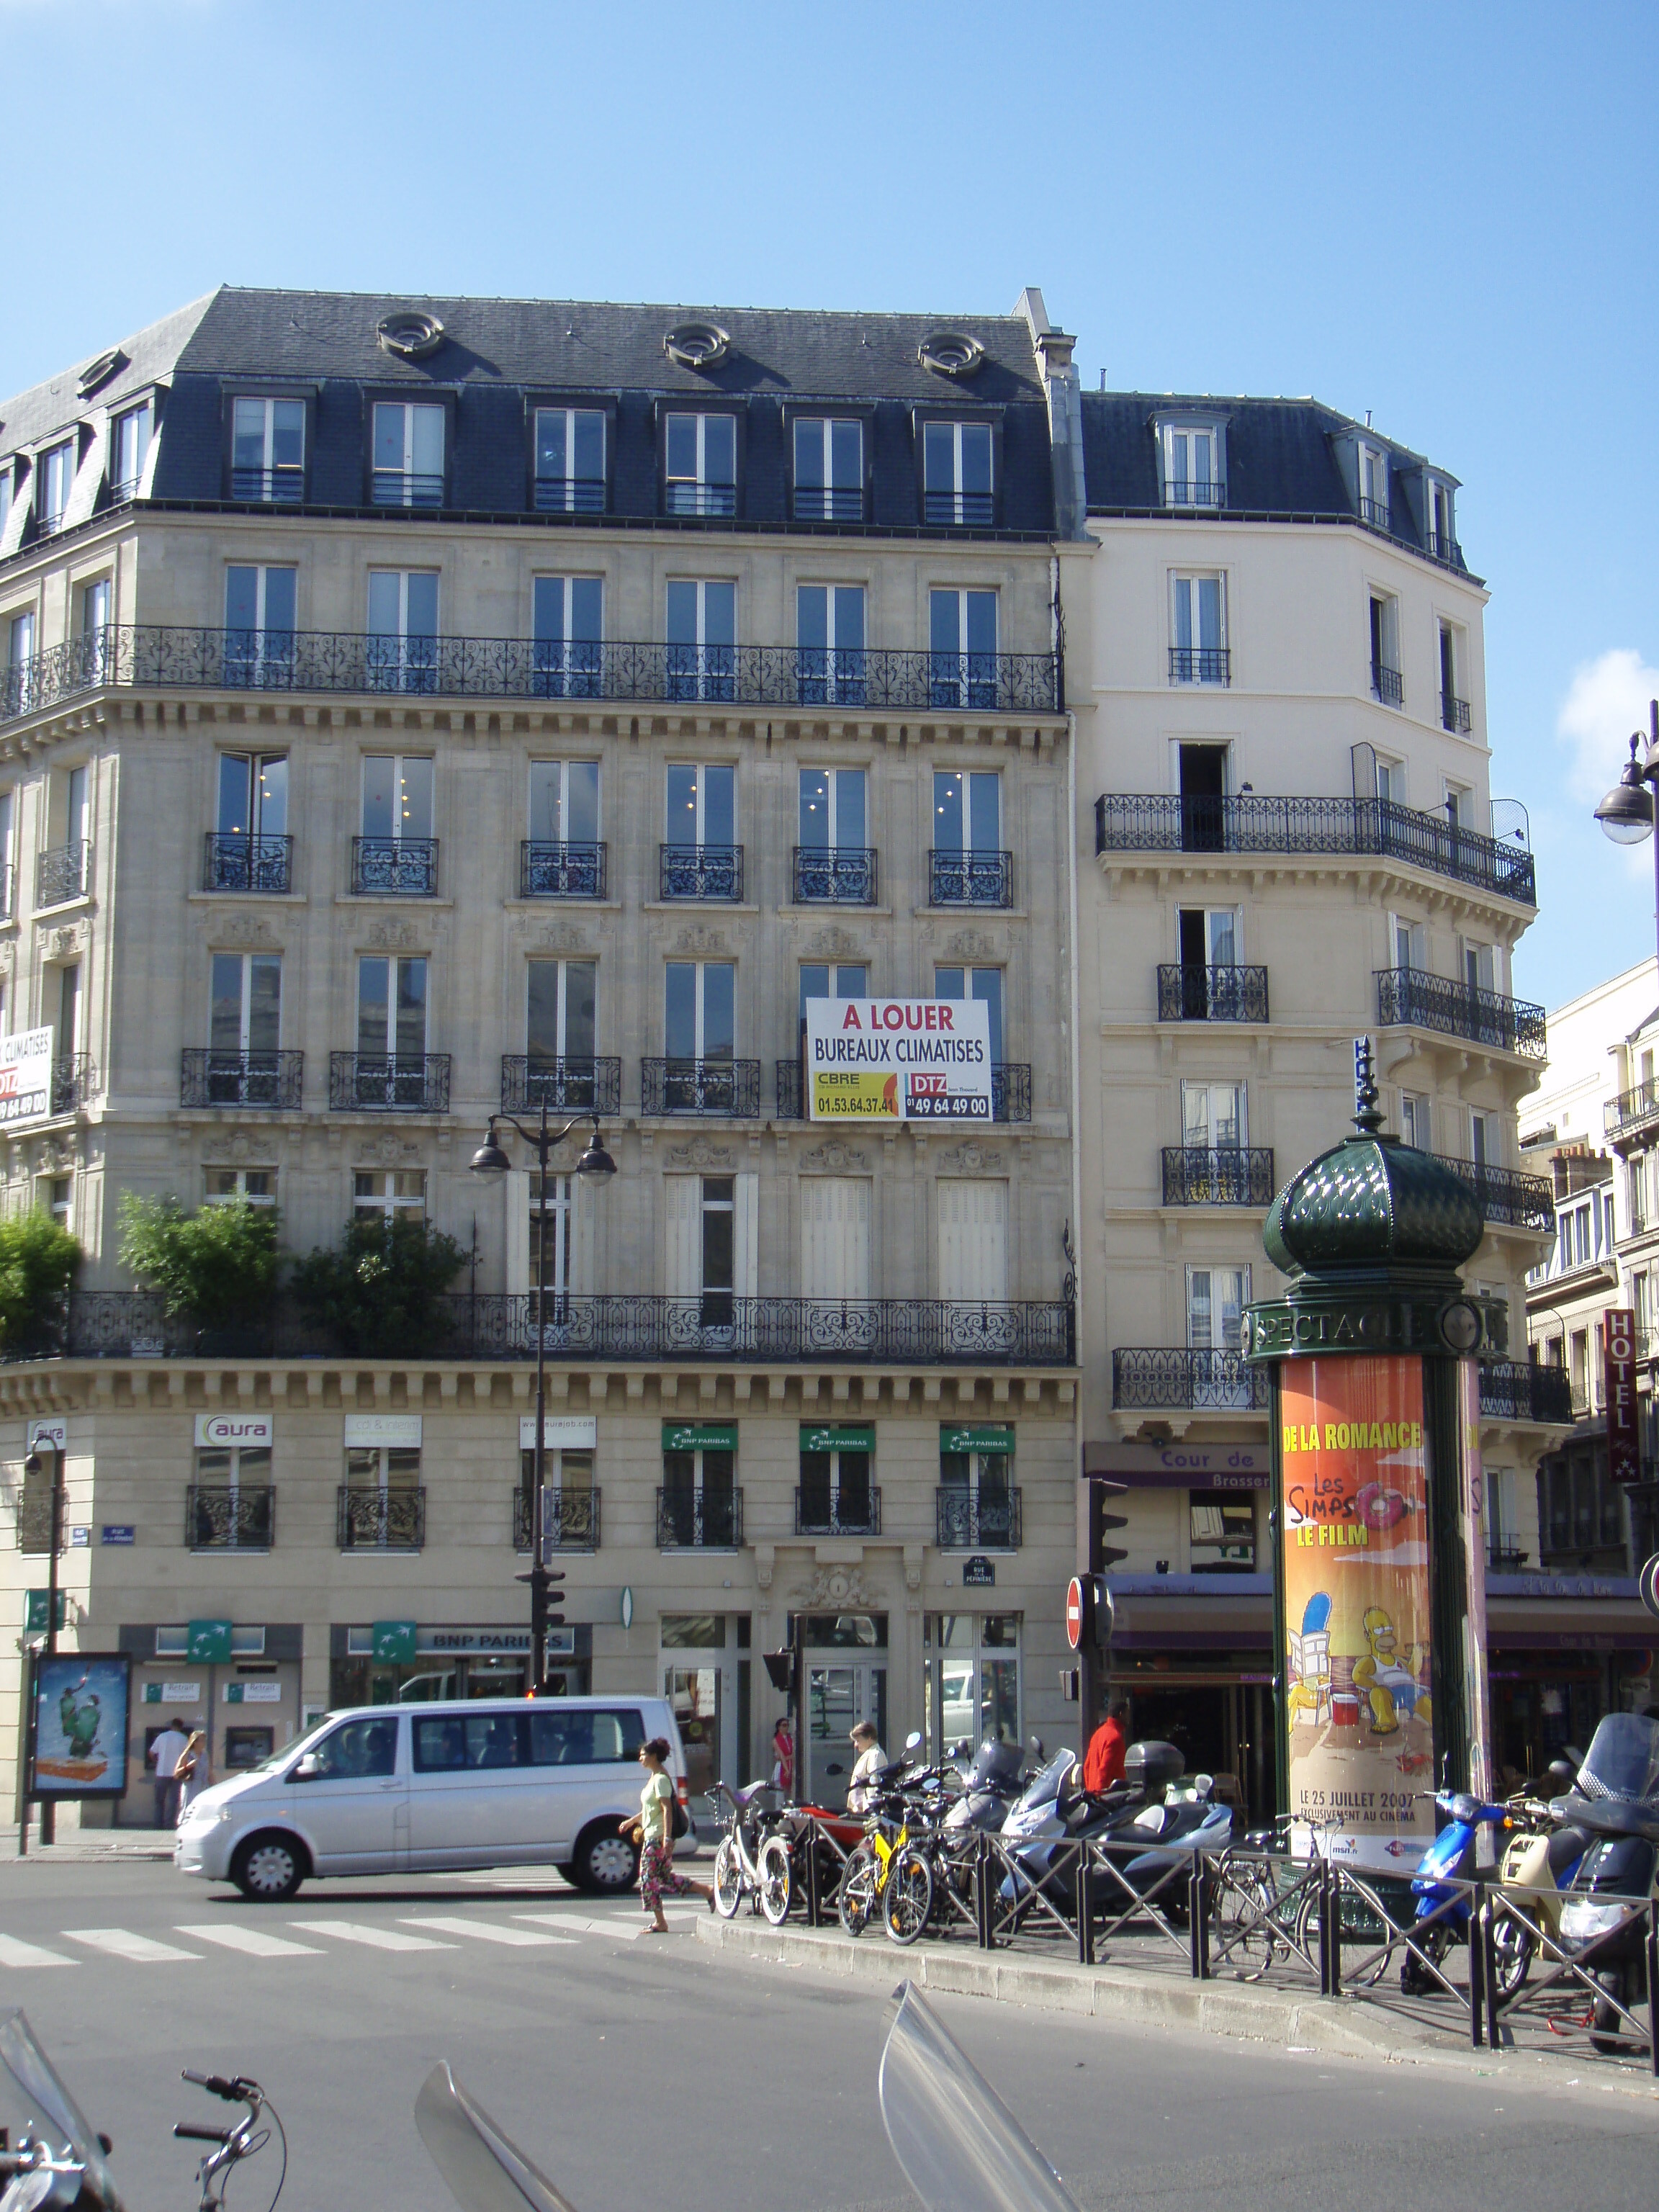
[1083,1701,1129,1793]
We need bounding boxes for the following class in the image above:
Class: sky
[0,0,1653,1016]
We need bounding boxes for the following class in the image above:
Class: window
[1462,940,1496,997]
[665,580,735,700]
[1170,572,1228,684]
[935,965,1003,1065]
[796,766,869,898]
[210,952,282,1065]
[367,572,439,691]
[1186,1266,1251,1395]
[937,1179,1007,1304]
[1429,480,1457,559]
[794,419,863,521]
[665,961,734,1060]
[531,576,602,696]
[231,397,305,503]
[217,752,289,841]
[1182,1079,1245,1150]
[354,1169,426,1221]
[526,1706,644,1764]
[190,1442,272,1550]
[923,1612,1021,1755]
[664,413,736,516]
[1444,783,1475,836]
[518,1444,593,1514]
[528,958,596,1067]
[0,464,11,539]
[660,1431,737,1547]
[1370,593,1402,704]
[922,421,992,525]
[1359,444,1390,529]
[112,401,152,501]
[0,788,14,917]
[796,584,866,703]
[358,954,428,1065]
[207,1167,275,1207]
[1470,1109,1494,1169]
[1629,1159,1648,1236]
[1375,756,1405,804]
[1400,1091,1431,1150]
[799,1425,874,1534]
[6,611,36,714]
[1161,423,1223,508]
[931,766,1005,904]
[1439,622,1469,731]
[929,588,998,708]
[1390,913,1425,971]
[223,565,297,688]
[523,1174,576,1321]
[1190,1490,1255,1573]
[665,763,736,880]
[44,1175,71,1231]
[800,1174,871,1301]
[81,577,110,637]
[528,758,601,850]
[39,441,76,534]
[361,755,434,844]
[54,963,80,1061]
[938,1426,1016,1547]
[1177,908,1236,969]
[372,401,444,506]
[799,964,867,1018]
[534,408,605,512]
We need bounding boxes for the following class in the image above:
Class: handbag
[669,1784,690,1842]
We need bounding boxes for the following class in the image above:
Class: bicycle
[171,2069,285,2212]
[708,1779,793,1924]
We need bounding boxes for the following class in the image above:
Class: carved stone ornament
[804,925,865,960]
[536,920,592,954]
[367,919,420,951]
[800,1141,869,1173]
[666,1138,734,1170]
[791,1564,875,1611]
[35,1136,75,1174]
[361,1133,421,1167]
[943,927,999,962]
[202,1130,270,1164]
[41,922,86,961]
[938,1143,1004,1174]
[212,913,275,950]
[671,923,730,956]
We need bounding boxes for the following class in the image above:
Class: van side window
[413,1714,526,1771]
[310,1717,397,1779]
[527,1707,647,1765]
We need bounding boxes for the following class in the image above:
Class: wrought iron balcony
[519,840,606,899]
[935,1488,1022,1550]
[929,849,1013,907]
[1371,662,1405,707]
[1431,1154,1554,1233]
[1376,966,1547,1059]
[1164,480,1226,510]
[793,648,874,707]
[1478,1360,1574,1426]
[657,1487,743,1549]
[1156,963,1271,1022]
[50,1053,95,1115]
[187,1485,275,1551]
[776,1059,805,1120]
[230,466,304,504]
[660,845,742,902]
[923,489,994,527]
[793,485,864,523]
[793,846,876,904]
[1112,1348,1268,1410]
[1441,692,1472,734]
[500,1056,621,1115]
[351,837,437,896]
[181,1049,305,1110]
[774,1058,1030,1123]
[37,842,88,907]
[371,471,444,508]
[665,482,737,518]
[329,1053,451,1113]
[1161,1146,1276,1206]
[203,832,293,894]
[1359,496,1391,529]
[513,1486,601,1551]
[642,1058,760,1118]
[1487,1544,1530,1573]
[1169,647,1231,685]
[337,1485,426,1550]
[1095,792,1536,906]
[532,476,606,514]
[1427,531,1464,566]
[794,1487,882,1537]
[1606,1080,1659,1144]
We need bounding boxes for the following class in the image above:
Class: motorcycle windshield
[1575,1713,1659,1804]
[415,2063,580,2212]
[878,1983,1079,2212]
[0,2011,125,2212]
[1010,1750,1075,1818]
[968,1740,1024,1789]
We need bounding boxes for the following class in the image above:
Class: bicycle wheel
[712,1836,744,1919]
[838,1843,878,1938]
[758,1834,793,1925]
[1210,1864,1277,1978]
[884,1846,935,1946]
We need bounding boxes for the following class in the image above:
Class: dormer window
[664,413,736,517]
[372,402,444,508]
[1428,478,1460,563]
[232,397,305,504]
[39,440,76,535]
[111,401,152,503]
[922,421,993,526]
[793,418,863,521]
[1358,444,1390,530]
[534,408,606,513]
[1160,423,1223,509]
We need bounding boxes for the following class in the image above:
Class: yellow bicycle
[837,1799,934,1942]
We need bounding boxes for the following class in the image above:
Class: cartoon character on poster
[32,1655,131,1795]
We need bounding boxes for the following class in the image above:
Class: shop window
[922,1613,1021,1756]
[1189,1489,1256,1573]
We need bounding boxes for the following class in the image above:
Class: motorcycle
[1491,1758,1588,2001]
[1397,1788,1514,1995]
[997,1738,1188,1912]
[1552,1711,1659,2051]
[941,1735,1031,1842]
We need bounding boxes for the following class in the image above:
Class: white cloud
[1557,647,1659,806]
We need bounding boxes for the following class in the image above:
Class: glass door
[806,1662,886,1809]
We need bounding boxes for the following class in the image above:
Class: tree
[289,1212,467,1357]
[0,1210,81,1354]
[116,1194,279,1328]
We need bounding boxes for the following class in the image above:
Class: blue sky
[2,0,1653,1013]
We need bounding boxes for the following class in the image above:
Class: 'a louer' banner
[804,997,992,1123]
[0,1028,54,1126]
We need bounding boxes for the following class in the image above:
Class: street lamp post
[470,1106,616,1694]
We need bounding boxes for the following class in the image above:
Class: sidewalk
[6,1837,175,1863]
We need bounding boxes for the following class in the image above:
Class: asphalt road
[1,1859,1656,2212]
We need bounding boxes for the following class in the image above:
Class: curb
[5,1844,176,1864]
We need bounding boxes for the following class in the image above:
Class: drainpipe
[1065,696,1088,1719]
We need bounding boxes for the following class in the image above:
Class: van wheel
[230,1833,307,1903]
[572,1823,639,1895]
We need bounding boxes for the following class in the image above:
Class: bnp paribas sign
[0,1029,54,1125]
[804,997,992,1124]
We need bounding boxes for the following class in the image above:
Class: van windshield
[248,1713,336,1775]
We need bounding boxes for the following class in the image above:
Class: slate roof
[0,294,216,453]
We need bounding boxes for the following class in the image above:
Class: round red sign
[1065,1575,1086,1651]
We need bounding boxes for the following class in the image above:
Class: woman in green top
[623,1736,713,1931]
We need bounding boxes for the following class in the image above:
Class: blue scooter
[1398,1787,1511,1994]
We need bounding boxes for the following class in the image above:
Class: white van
[174,1697,688,1902]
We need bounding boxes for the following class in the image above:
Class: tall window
[1470,1109,1495,1169]
[231,397,304,503]
[40,441,76,534]
[1359,444,1390,528]
[1186,1267,1252,1403]
[935,965,1003,1065]
[929,588,997,708]
[796,769,868,898]
[529,759,600,845]
[81,577,111,637]
[1390,914,1425,971]
[1181,1079,1245,1149]
[1399,1091,1431,1151]
[1370,593,1402,704]
[1171,573,1227,684]
[217,753,289,842]
[799,1425,873,1532]
[531,575,602,696]
[1439,622,1467,730]
[354,1170,425,1221]
[666,580,735,701]
[922,421,992,525]
[6,611,36,716]
[800,965,867,1018]
[210,953,282,1066]
[534,408,606,512]
[664,413,736,516]
[361,755,433,845]
[665,961,734,1061]
[1429,479,1457,557]
[1161,423,1221,508]
[372,402,444,506]
[207,1167,275,1208]
[796,584,866,703]
[0,788,14,918]
[933,768,1000,851]
[367,572,439,691]
[793,418,863,520]
[112,402,153,500]
[665,763,735,851]
[55,963,81,1058]
[358,955,428,1064]
[527,958,597,1068]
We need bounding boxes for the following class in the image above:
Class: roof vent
[377,310,446,362]
[76,348,127,398]
[663,320,730,372]
[918,330,985,380]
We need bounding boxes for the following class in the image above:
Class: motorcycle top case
[1123,1740,1185,1794]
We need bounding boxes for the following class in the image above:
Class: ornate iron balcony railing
[641,1058,760,1118]
[51,1053,95,1115]
[351,837,438,896]
[500,1056,621,1115]
[181,1049,305,1110]
[230,466,305,504]
[187,1485,275,1550]
[792,846,876,904]
[775,1059,804,1120]
[660,844,743,902]
[1478,1360,1574,1426]
[1441,692,1472,734]
[1376,966,1547,1059]
[1161,1146,1276,1206]
[519,840,606,899]
[329,1053,452,1113]
[1156,963,1271,1022]
[1169,647,1231,685]
[774,1058,1030,1123]
[1431,1154,1555,1233]
[513,1487,601,1550]
[657,1487,743,1548]
[337,1486,426,1550]
[1095,791,1536,907]
[935,1488,1022,1549]
[203,832,293,894]
[794,1487,882,1537]
[37,841,88,907]
[1372,661,1405,707]
[929,849,1013,907]
[1112,1348,1268,1410]
[1606,1081,1659,1143]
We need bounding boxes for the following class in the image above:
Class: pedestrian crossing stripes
[0,1908,696,1968]
[63,1928,200,1963]
[174,1924,323,1958]
[0,1933,76,1968]
[287,1919,455,1951]
[398,1916,572,1947]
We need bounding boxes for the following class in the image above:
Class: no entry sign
[1065,1576,1087,1651]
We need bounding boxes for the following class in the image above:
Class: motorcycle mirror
[1028,1735,1045,1759]
[905,1731,923,1753]
[415,2062,579,2212]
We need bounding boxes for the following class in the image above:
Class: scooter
[997,1739,1184,1911]
[1552,1711,1659,2051]
[1397,1787,1513,1995]
[1491,1758,1588,2001]
[1108,1775,1234,1915]
[940,1735,1030,1842]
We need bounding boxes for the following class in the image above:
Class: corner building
[0,288,1081,1825]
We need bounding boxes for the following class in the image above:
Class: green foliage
[290,1212,467,1357]
[117,1193,279,1324]
[0,1209,80,1351]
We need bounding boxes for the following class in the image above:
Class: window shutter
[505,1169,531,1299]
[937,1178,1007,1304]
[664,1175,701,1298]
[801,1177,871,1301]
[734,1172,758,1300]
[569,1169,596,1295]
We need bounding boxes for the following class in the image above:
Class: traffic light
[1092,1476,1129,1569]
[763,1649,799,1699]
[514,1565,567,1637]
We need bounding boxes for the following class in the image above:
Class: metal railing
[1156,963,1271,1022]
[665,482,737,517]
[328,1053,452,1113]
[500,1056,621,1115]
[1359,496,1390,528]
[936,1488,1022,1549]
[351,837,438,896]
[793,485,864,522]
[1427,530,1463,565]
[519,840,606,899]
[50,1053,95,1115]
[1163,480,1226,509]
[929,849,1013,907]
[1606,1080,1659,1143]
[203,832,293,894]
[1478,1359,1575,1424]
[531,477,606,513]
[230,467,304,505]
[1442,692,1473,734]
[336,1486,426,1550]
[186,1485,275,1550]
[1112,1347,1268,1409]
[181,1049,305,1110]
[660,844,743,901]
[923,488,994,526]
[1168,647,1231,685]
[1431,1154,1555,1233]
[794,1488,881,1537]
[1095,791,1536,905]
[1376,966,1547,1059]
[512,1487,601,1550]
[657,1487,743,1547]
[1487,1544,1529,1570]
[1161,1146,1276,1206]
[641,1058,761,1118]
[792,846,876,903]
[371,472,444,508]
[1371,661,1405,706]
[36,841,88,907]
[773,1058,1031,1123]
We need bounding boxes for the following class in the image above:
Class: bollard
[1327,1861,1342,1998]
[1076,1851,1094,1967]
[1188,1853,1209,1979]
[1468,1881,1485,2050]
[804,1824,820,1928]
[1317,1858,1331,1997]
[1482,1892,1502,2051]
[976,1833,994,1951]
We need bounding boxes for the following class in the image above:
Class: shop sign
[145,1681,203,1704]
[0,1030,55,1128]
[1082,1440,1269,1490]
[800,1425,875,1453]
[941,1425,1013,1454]
[1605,1307,1641,1484]
[372,1620,419,1663]
[24,1590,67,1634]
[101,1526,135,1545]
[961,1556,996,1588]
[194,1414,274,1449]
[518,1416,598,1450]
[27,1419,66,1455]
[186,1619,234,1663]
[804,996,992,1123]
[418,1627,534,1655]
[343,1415,422,1448]
[225,1681,282,1703]
[662,1423,737,1452]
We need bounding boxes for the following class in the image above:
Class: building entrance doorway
[1118,1678,1273,1826]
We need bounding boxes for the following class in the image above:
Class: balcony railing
[1164,480,1227,510]
[230,466,304,504]
[1441,693,1472,734]
[203,832,293,894]
[532,477,606,514]
[519,841,606,899]
[1606,1081,1659,1144]
[513,1487,601,1551]
[642,1058,760,1118]
[794,1488,882,1537]
[50,1053,95,1115]
[187,1485,275,1551]
[1487,1544,1530,1573]
[793,846,876,904]
[500,1056,621,1115]
[793,485,864,523]
[774,1058,1031,1123]
[1161,1147,1276,1206]
[665,482,737,518]
[1431,1154,1555,1233]
[181,1049,305,1110]
[351,837,438,896]
[329,1053,451,1113]
[660,845,743,902]
[1169,647,1231,685]
[1112,1348,1269,1410]
[1478,1361,1575,1426]
[37,842,88,907]
[935,1488,1023,1549]
[657,1487,743,1548]
[1156,963,1271,1022]
[1427,531,1464,566]
[929,849,1013,907]
[1376,967,1547,1059]
[1096,792,1536,906]
[1371,662,1405,707]
[923,489,995,527]
[337,1486,426,1550]
[371,472,444,508]
[1359,497,1390,529]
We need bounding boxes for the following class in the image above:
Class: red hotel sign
[1604,1306,1641,1485]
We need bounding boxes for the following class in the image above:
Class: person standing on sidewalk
[1083,1701,1129,1794]
[148,1717,189,1827]
[624,1737,713,1933]
[174,1730,210,1820]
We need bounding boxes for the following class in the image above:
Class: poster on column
[1281,1357,1436,1871]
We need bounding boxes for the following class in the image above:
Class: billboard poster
[1280,1356,1435,1872]
[30,1653,132,1798]
[0,1028,55,1126]
[804,997,992,1123]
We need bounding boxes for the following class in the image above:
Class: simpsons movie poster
[31,1654,131,1797]
[1281,1357,1437,1871]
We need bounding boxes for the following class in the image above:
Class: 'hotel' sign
[1604,1305,1640,1485]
